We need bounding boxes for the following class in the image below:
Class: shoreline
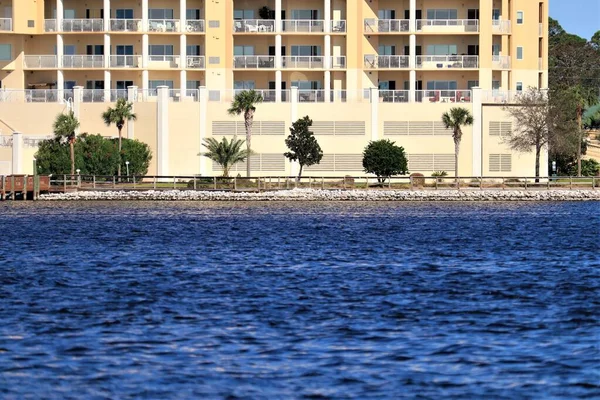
[36,189,600,202]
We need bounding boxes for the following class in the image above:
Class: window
[492,80,501,89]
[492,44,501,56]
[186,9,201,20]
[516,46,523,60]
[86,45,104,55]
[55,45,76,55]
[378,81,396,90]
[115,9,134,19]
[426,44,457,55]
[516,82,523,91]
[149,80,174,89]
[234,10,254,20]
[291,80,321,89]
[149,45,174,56]
[187,45,202,56]
[516,11,524,24]
[116,80,134,90]
[426,9,458,19]
[378,10,396,19]
[187,80,201,89]
[378,45,396,55]
[0,44,11,61]
[149,9,174,19]
[426,81,457,90]
[492,9,501,20]
[291,45,321,56]
[86,80,104,89]
[234,81,255,90]
[234,45,254,56]
[467,80,479,89]
[291,10,319,20]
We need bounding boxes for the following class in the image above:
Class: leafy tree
[227,90,263,177]
[35,139,73,175]
[441,107,473,178]
[590,30,600,50]
[362,139,408,184]
[284,116,323,179]
[101,98,137,177]
[566,85,599,176]
[200,137,250,177]
[118,138,152,176]
[52,111,80,176]
[76,134,120,176]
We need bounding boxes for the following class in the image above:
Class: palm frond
[200,136,249,176]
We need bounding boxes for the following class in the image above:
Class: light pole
[125,161,130,182]
[76,169,81,187]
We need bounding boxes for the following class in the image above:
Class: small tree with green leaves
[362,139,408,185]
[441,107,473,178]
[101,98,137,177]
[200,137,250,177]
[52,111,80,176]
[284,116,323,180]
[227,90,263,177]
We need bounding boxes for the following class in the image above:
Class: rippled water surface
[0,201,599,399]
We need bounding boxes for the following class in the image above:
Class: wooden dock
[0,175,50,201]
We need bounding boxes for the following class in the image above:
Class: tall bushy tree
[362,139,408,184]
[284,116,323,179]
[566,85,598,176]
[200,137,250,177]
[102,98,137,177]
[227,90,263,177]
[52,111,80,176]
[441,107,473,178]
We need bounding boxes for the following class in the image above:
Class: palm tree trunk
[454,136,460,182]
[117,127,122,179]
[245,110,253,178]
[70,141,75,176]
[577,108,582,177]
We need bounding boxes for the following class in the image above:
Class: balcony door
[467,9,480,20]
[115,45,133,66]
[115,9,134,19]
[86,45,104,55]
[404,10,422,19]
[116,81,133,90]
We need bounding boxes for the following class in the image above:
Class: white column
[103,0,110,31]
[12,132,23,175]
[180,70,187,99]
[199,86,207,175]
[324,0,331,33]
[275,70,282,103]
[157,86,169,177]
[409,0,416,32]
[409,70,416,103]
[142,34,149,68]
[72,86,83,135]
[324,35,331,69]
[409,33,416,103]
[142,0,149,24]
[57,70,64,101]
[56,34,64,68]
[180,0,187,32]
[104,70,111,102]
[324,34,331,102]
[289,86,299,176]
[370,88,378,140]
[180,34,187,97]
[471,87,483,177]
[324,71,331,103]
[56,0,64,30]
[275,35,282,102]
[142,70,149,93]
[104,34,111,68]
[127,86,137,139]
[275,0,282,33]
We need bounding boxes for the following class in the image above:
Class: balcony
[63,55,104,68]
[492,55,511,69]
[186,56,205,68]
[282,20,324,33]
[298,90,325,102]
[331,56,346,68]
[81,89,128,103]
[233,19,276,33]
[185,20,205,33]
[364,19,410,33]
[331,20,346,33]
[416,19,479,33]
[416,90,472,103]
[148,55,181,68]
[0,18,12,31]
[109,55,141,68]
[492,20,511,34]
[23,55,58,69]
[110,19,144,32]
[282,56,328,69]
[148,19,179,32]
[416,55,478,69]
[379,90,409,103]
[364,55,410,69]
[234,89,280,102]
[233,56,275,69]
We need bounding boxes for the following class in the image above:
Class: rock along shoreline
[38,189,600,202]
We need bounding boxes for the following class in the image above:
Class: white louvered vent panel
[433,154,455,171]
[500,122,512,136]
[501,154,512,172]
[306,154,335,171]
[335,121,365,135]
[232,154,260,172]
[383,121,409,135]
[260,121,285,135]
[212,121,237,136]
[489,121,501,136]
[408,154,434,171]
[312,121,335,135]
[334,154,363,171]
[489,154,501,172]
[235,121,247,135]
[260,154,286,171]
[409,122,434,135]
[433,122,452,135]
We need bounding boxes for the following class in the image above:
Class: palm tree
[227,90,263,177]
[442,107,474,179]
[568,85,597,176]
[52,111,80,176]
[102,98,137,177]
[200,137,251,177]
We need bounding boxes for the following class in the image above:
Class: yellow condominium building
[0,0,549,178]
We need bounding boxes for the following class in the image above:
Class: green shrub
[362,139,408,183]
[568,159,600,176]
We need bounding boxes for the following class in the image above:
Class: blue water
[0,201,599,399]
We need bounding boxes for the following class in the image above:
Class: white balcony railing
[61,18,104,32]
[331,56,346,68]
[185,19,205,33]
[148,19,179,32]
[23,55,58,69]
[298,90,325,102]
[234,89,279,102]
[379,90,410,103]
[186,56,205,68]
[416,19,479,32]
[109,55,141,68]
[110,19,144,32]
[80,89,128,103]
[0,18,12,31]
[62,55,104,68]
[480,90,542,104]
[364,19,411,33]
[233,19,276,32]
[282,56,324,69]
[282,20,324,33]
[44,19,57,32]
[331,20,346,32]
[492,55,511,69]
[233,56,275,69]
[415,90,472,103]
[492,19,511,34]
[364,55,410,69]
[148,55,180,67]
[416,55,479,69]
